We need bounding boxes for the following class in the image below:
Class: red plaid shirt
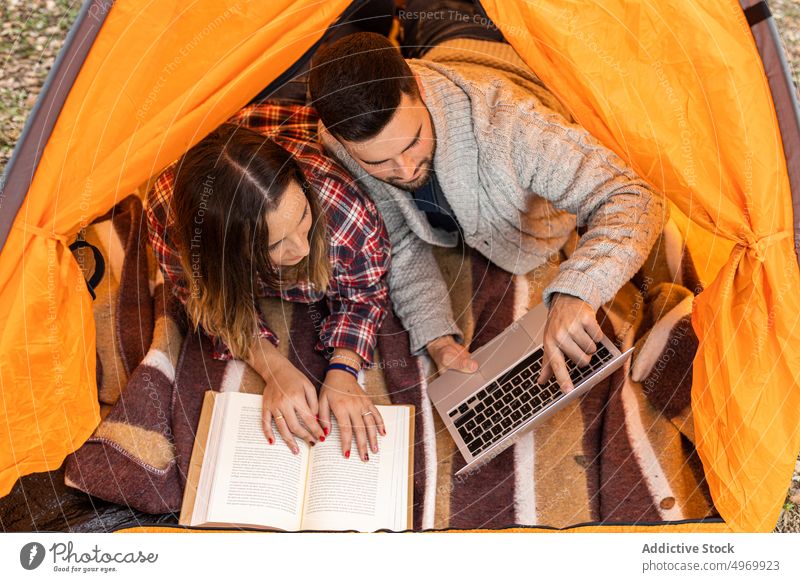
[145,104,391,364]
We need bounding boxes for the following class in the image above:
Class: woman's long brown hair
[170,123,330,360]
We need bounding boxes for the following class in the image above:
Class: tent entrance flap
[0,0,354,500]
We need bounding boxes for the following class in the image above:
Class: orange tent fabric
[1,0,798,532]
[0,0,351,498]
[480,0,800,531]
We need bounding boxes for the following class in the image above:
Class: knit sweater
[321,39,666,355]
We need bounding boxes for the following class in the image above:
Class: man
[308,4,666,392]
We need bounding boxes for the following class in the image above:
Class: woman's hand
[319,368,385,462]
[246,336,325,454]
[261,362,325,454]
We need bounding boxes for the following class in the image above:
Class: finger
[559,336,593,368]
[459,355,479,373]
[352,410,369,462]
[261,406,276,445]
[444,346,478,373]
[338,414,353,459]
[439,347,458,370]
[283,406,316,448]
[571,326,598,358]
[302,380,320,417]
[295,399,325,442]
[372,404,386,437]
[583,313,605,343]
[273,410,299,454]
[456,344,478,372]
[363,407,379,454]
[547,348,574,393]
[318,392,331,438]
[537,360,553,385]
[441,345,461,367]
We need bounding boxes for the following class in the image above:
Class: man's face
[340,90,436,192]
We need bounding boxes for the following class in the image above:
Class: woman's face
[265,180,312,267]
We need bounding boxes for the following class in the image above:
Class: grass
[0,0,81,170]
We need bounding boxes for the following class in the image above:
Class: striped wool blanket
[64,195,715,530]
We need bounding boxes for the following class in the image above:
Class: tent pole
[740,0,800,267]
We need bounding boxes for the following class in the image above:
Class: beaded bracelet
[327,362,359,380]
[330,354,361,368]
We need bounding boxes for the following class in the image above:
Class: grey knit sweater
[321,39,666,355]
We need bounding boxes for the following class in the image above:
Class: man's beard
[383,158,433,192]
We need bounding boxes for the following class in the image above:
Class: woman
[145,104,392,463]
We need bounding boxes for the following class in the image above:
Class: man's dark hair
[309,32,419,142]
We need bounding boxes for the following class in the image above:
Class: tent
[0,0,798,533]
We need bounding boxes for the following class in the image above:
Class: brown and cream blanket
[64,194,716,530]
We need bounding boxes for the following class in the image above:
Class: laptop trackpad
[471,322,537,382]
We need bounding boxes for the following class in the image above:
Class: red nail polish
[268,437,274,445]
[319,435,326,442]
[310,441,316,447]
[324,426,330,436]
[364,453,369,462]
[345,450,350,459]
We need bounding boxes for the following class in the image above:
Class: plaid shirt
[145,104,391,364]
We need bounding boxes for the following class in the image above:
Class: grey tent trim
[0,0,113,253]
[740,0,800,265]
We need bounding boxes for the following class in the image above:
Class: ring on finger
[361,411,373,417]
[274,414,284,421]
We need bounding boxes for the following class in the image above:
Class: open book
[180,391,414,532]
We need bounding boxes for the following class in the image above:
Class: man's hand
[427,335,478,373]
[536,293,604,393]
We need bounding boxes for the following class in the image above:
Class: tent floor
[0,465,732,533]
[0,466,178,532]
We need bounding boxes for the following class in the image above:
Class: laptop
[427,302,632,476]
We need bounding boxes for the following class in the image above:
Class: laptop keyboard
[447,342,615,456]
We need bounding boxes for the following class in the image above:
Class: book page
[300,405,409,532]
[205,392,310,531]
[189,392,226,526]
